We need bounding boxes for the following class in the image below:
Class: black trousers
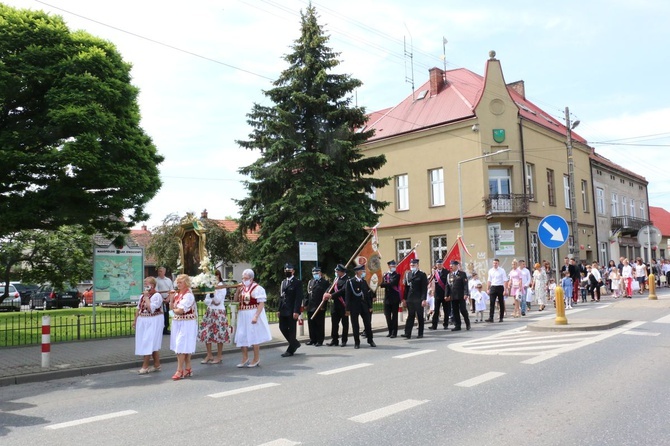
[405,299,424,337]
[350,310,373,346]
[307,309,325,344]
[383,300,399,335]
[489,285,505,321]
[162,302,170,332]
[279,315,300,353]
[451,298,470,328]
[331,309,349,344]
[431,295,449,328]
[589,276,601,301]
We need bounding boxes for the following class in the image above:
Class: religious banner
[355,227,382,292]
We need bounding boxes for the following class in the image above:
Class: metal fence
[0,288,387,347]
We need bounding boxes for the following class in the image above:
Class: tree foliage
[146,213,250,274]
[236,5,388,289]
[0,5,163,238]
[0,226,92,300]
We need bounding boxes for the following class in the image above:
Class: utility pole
[565,106,579,260]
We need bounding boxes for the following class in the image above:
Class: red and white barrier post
[41,315,51,368]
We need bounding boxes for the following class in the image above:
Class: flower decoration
[190,255,216,293]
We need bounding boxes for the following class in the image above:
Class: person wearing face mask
[305,266,330,346]
[132,276,164,374]
[234,268,272,368]
[379,259,401,338]
[402,258,428,339]
[345,264,376,349]
[278,263,303,357]
[322,264,350,347]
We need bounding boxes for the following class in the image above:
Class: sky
[4,0,670,230]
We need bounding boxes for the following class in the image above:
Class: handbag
[631,279,640,292]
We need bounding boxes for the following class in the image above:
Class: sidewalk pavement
[0,312,396,386]
[2,288,668,386]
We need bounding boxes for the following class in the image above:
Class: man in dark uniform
[402,258,428,339]
[278,263,303,357]
[345,264,376,349]
[379,260,400,338]
[305,266,329,346]
[429,258,450,330]
[323,264,349,347]
[447,260,471,331]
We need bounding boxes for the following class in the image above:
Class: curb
[526,318,630,332]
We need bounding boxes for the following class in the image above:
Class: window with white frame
[581,179,589,212]
[630,199,635,217]
[525,162,535,199]
[396,239,412,260]
[367,186,376,213]
[395,174,409,211]
[640,201,645,218]
[563,175,571,209]
[430,235,447,265]
[622,196,628,216]
[611,192,618,216]
[547,169,556,206]
[596,187,605,214]
[530,232,540,266]
[600,242,608,265]
[428,168,444,206]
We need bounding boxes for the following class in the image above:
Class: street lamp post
[458,149,512,239]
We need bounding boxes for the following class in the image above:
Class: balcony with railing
[484,194,531,217]
[611,215,650,234]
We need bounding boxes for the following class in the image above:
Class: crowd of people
[132,255,666,379]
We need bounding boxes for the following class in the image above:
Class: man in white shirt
[519,260,532,315]
[155,266,174,334]
[486,259,508,323]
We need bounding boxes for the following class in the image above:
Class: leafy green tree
[236,5,388,289]
[0,5,163,238]
[0,227,92,301]
[146,213,250,274]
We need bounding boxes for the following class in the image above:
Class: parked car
[0,284,21,311]
[30,284,81,310]
[11,282,40,306]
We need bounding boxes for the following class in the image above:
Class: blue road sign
[538,214,569,249]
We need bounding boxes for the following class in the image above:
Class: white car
[0,284,21,312]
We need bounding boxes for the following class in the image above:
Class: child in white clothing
[472,283,488,322]
[548,278,557,307]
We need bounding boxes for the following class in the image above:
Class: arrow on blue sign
[541,221,564,242]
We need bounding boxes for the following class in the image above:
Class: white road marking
[349,399,429,423]
[318,363,372,375]
[258,439,301,446]
[393,349,435,359]
[653,314,670,324]
[455,372,506,387]
[45,410,137,430]
[521,354,557,364]
[208,383,280,398]
[622,330,660,336]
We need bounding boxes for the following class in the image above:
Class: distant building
[650,206,670,259]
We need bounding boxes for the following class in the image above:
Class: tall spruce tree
[236,5,388,289]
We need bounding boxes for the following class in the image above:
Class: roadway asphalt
[1,287,668,387]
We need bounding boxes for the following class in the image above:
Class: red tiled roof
[589,150,647,183]
[211,219,260,242]
[130,227,155,264]
[650,206,670,237]
[365,66,587,144]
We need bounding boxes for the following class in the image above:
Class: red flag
[442,238,461,269]
[355,229,382,292]
[396,250,416,299]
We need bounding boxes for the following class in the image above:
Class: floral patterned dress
[198,284,231,344]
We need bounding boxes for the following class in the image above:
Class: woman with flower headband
[198,269,230,364]
[169,274,198,380]
[234,268,272,368]
[132,276,164,374]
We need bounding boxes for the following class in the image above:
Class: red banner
[442,238,462,269]
[396,250,417,299]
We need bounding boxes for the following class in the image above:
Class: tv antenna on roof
[404,24,415,101]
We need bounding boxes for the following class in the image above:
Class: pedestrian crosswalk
[449,321,644,362]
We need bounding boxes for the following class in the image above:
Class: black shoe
[498,319,503,323]
[521,313,526,316]
[386,333,392,337]
[466,325,471,331]
[340,342,347,347]
[326,341,338,346]
[451,327,462,331]
[281,351,294,357]
[306,341,314,345]
[401,333,408,338]
[369,341,376,347]
[443,325,449,329]
[294,342,301,350]
[485,319,493,323]
[354,344,360,349]
[417,335,423,339]
[428,326,436,330]
[315,342,322,347]
[390,335,397,338]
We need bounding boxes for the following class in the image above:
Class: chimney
[201,209,208,219]
[141,225,147,231]
[507,80,525,99]
[429,67,445,97]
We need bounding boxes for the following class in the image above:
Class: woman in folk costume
[169,274,198,380]
[234,268,272,368]
[132,276,164,374]
[198,269,231,364]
